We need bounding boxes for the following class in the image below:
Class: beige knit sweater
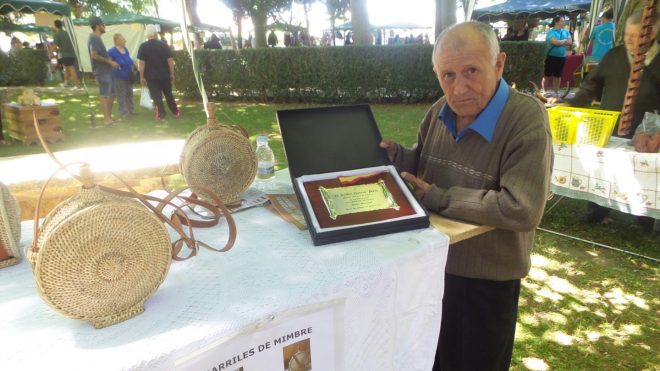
[394,88,553,280]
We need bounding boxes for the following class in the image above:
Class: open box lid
[277,105,389,179]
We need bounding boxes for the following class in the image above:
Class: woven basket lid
[31,186,171,328]
[180,119,256,206]
[0,181,21,268]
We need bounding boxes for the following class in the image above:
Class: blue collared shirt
[439,78,510,143]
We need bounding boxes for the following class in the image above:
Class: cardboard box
[277,105,429,245]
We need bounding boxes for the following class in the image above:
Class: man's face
[555,18,565,29]
[624,22,659,53]
[434,38,505,121]
[96,23,106,34]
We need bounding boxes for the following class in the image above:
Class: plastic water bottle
[255,135,275,190]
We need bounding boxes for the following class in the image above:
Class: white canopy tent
[71,14,178,73]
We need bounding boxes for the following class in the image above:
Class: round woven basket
[0,181,21,269]
[180,105,256,206]
[29,186,172,328]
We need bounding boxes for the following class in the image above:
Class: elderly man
[88,16,119,126]
[137,25,180,121]
[381,21,553,370]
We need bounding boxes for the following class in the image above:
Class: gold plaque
[319,180,400,220]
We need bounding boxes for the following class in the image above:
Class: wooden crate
[1,102,64,145]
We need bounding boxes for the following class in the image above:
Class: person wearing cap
[137,24,180,121]
[88,16,119,126]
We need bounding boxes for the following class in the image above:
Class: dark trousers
[433,273,520,371]
[147,78,178,119]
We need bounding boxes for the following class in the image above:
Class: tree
[350,0,370,45]
[220,0,293,48]
[323,0,349,46]
[294,0,316,37]
[435,0,457,39]
[184,0,205,49]
[65,0,146,18]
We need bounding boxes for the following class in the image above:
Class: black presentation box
[277,104,430,246]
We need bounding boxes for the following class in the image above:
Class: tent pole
[64,16,95,128]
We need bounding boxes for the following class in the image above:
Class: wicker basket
[0,181,21,269]
[180,103,256,206]
[28,182,172,329]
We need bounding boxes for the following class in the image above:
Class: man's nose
[452,75,470,95]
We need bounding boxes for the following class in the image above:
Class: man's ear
[495,52,506,77]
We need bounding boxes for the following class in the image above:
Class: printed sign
[176,302,342,371]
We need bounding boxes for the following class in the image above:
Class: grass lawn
[1,88,658,369]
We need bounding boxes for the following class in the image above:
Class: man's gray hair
[432,21,500,71]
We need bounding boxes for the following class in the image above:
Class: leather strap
[31,113,237,262]
[618,1,657,136]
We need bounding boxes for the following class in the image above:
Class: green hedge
[0,49,48,86]
[175,41,546,103]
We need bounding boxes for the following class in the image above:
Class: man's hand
[140,77,147,86]
[401,172,430,200]
[109,60,119,69]
[379,140,397,162]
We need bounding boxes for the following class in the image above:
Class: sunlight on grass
[598,323,642,345]
[544,330,577,346]
[546,276,577,294]
[537,311,567,325]
[603,288,649,311]
[586,331,601,342]
[522,357,549,370]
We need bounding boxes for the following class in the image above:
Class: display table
[551,139,660,218]
[0,182,449,370]
[561,54,584,87]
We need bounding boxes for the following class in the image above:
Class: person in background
[267,30,278,47]
[589,8,615,63]
[88,16,119,126]
[542,16,572,97]
[10,37,22,52]
[380,21,553,370]
[137,24,180,121]
[108,33,135,120]
[204,34,222,49]
[551,10,659,224]
[53,19,80,88]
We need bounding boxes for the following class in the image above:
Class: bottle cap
[256,135,268,144]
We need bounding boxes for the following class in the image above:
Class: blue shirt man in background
[590,9,615,62]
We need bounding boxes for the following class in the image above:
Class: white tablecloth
[551,139,660,218]
[0,180,449,370]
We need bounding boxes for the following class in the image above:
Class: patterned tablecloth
[551,138,660,218]
[0,174,449,371]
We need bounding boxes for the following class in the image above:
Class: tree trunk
[351,0,371,45]
[330,18,336,46]
[234,11,244,49]
[303,3,311,39]
[251,9,268,48]
[435,0,457,39]
[185,0,204,48]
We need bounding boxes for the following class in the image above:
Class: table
[551,139,660,218]
[0,178,449,370]
[561,54,584,87]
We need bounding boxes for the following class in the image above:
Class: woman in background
[108,33,135,119]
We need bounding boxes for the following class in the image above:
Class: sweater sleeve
[422,97,553,232]
[569,52,611,107]
[393,103,438,174]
